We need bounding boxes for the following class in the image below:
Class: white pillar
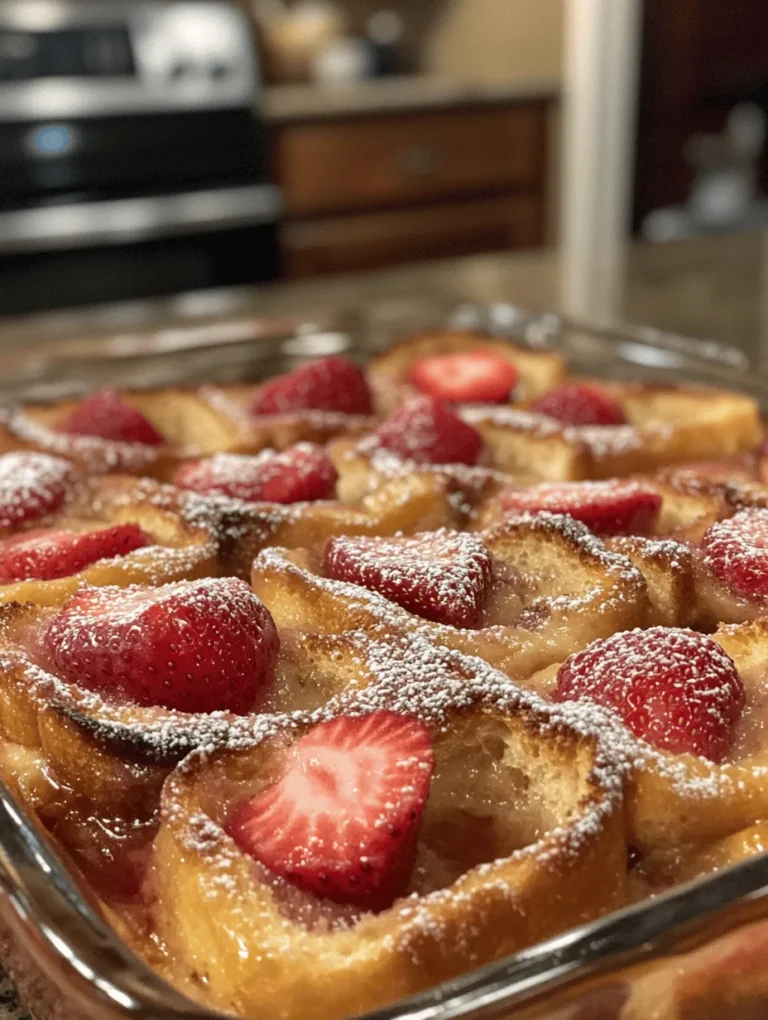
[560,0,642,321]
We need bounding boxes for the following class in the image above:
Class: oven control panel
[0,1,259,119]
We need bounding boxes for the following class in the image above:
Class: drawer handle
[397,144,440,176]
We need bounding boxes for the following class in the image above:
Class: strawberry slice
[173,444,337,504]
[529,383,627,426]
[370,396,484,466]
[43,577,279,714]
[0,452,72,531]
[250,356,372,416]
[324,529,492,627]
[408,351,518,404]
[701,509,768,601]
[0,523,149,583]
[500,480,662,537]
[59,388,165,446]
[554,627,745,762]
[226,711,434,911]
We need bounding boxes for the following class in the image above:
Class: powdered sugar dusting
[555,627,745,762]
[460,405,568,438]
[7,409,161,472]
[0,451,73,529]
[154,632,651,989]
[701,508,768,602]
[259,509,645,635]
[324,529,492,628]
[175,443,337,504]
[571,424,644,459]
[458,405,654,461]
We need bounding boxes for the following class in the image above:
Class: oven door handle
[0,184,282,255]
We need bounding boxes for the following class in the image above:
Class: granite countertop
[2,231,768,370]
[262,73,561,123]
[0,973,27,1020]
[0,229,767,1016]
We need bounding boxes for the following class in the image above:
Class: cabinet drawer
[277,103,547,216]
[281,194,544,278]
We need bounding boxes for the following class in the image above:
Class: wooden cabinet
[274,99,550,278]
[282,194,543,277]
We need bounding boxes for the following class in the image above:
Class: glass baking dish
[2,303,768,1020]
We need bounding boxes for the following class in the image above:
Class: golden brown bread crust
[201,472,465,580]
[0,387,259,479]
[0,474,219,607]
[507,616,768,874]
[154,637,627,1020]
[467,381,764,479]
[252,513,653,682]
[366,329,567,414]
[0,600,398,815]
[564,618,768,859]
[331,384,763,507]
[212,381,378,450]
[605,536,696,627]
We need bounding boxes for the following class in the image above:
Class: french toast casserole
[1,326,768,1019]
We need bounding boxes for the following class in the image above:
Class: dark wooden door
[634,0,768,229]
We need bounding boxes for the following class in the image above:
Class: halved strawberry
[701,509,768,601]
[0,452,72,531]
[500,480,662,536]
[43,577,279,714]
[370,396,484,466]
[554,627,745,762]
[250,356,372,416]
[324,529,492,627]
[0,523,149,583]
[59,388,165,446]
[408,351,518,404]
[529,383,627,426]
[173,444,337,504]
[226,711,434,911]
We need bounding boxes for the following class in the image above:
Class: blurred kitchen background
[3,0,768,354]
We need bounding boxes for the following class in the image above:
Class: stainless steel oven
[0,0,281,315]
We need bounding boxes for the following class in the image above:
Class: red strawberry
[408,351,518,404]
[250,356,372,416]
[701,509,768,601]
[529,384,627,426]
[554,627,745,762]
[173,444,337,504]
[59,388,165,446]
[371,396,484,466]
[226,711,433,911]
[0,523,149,583]
[43,577,279,714]
[324,529,492,627]
[0,453,72,531]
[500,480,662,536]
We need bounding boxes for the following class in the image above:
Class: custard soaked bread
[0,331,766,1020]
[153,636,627,1020]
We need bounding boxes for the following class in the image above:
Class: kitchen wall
[422,0,564,82]
[325,0,564,81]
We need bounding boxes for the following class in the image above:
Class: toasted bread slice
[252,514,652,682]
[367,329,567,413]
[154,636,626,1020]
